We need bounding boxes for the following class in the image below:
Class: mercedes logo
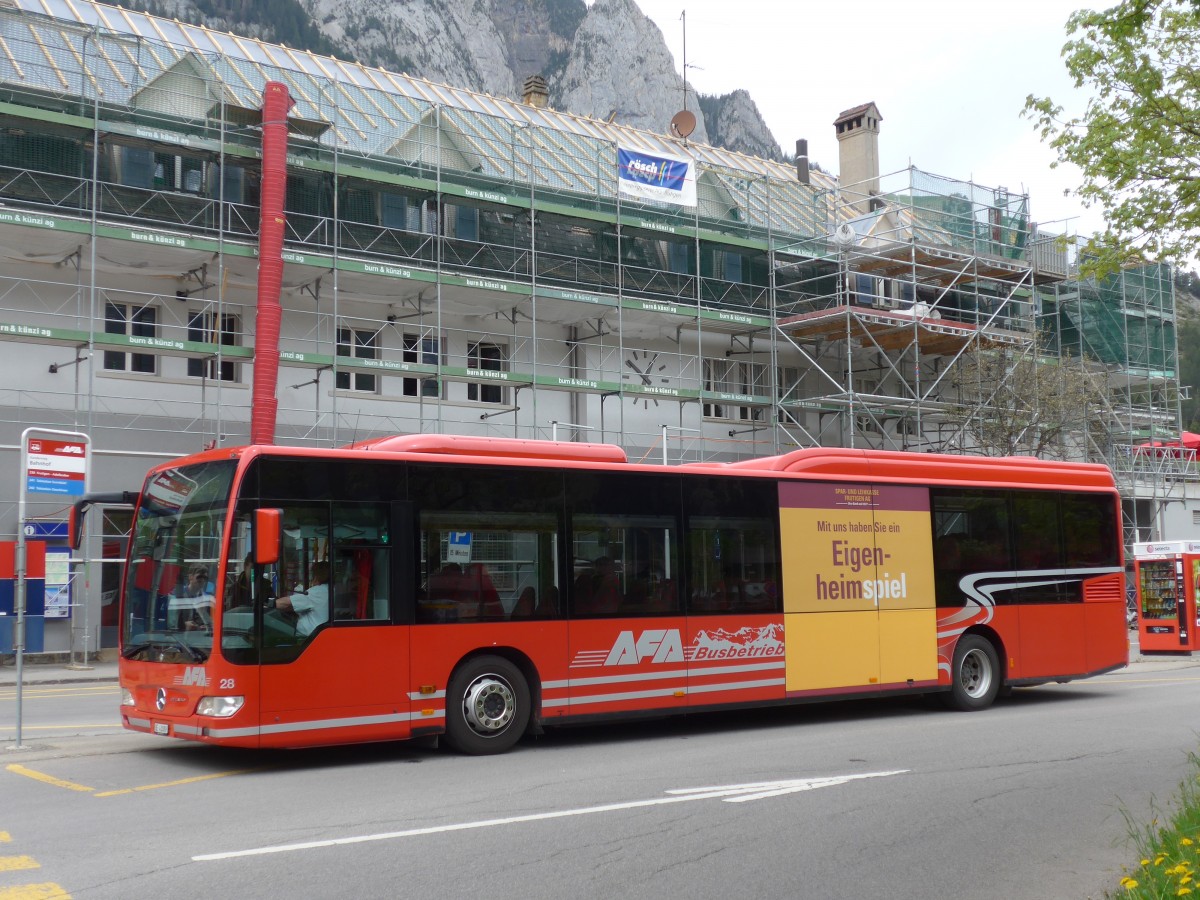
[156,688,167,711]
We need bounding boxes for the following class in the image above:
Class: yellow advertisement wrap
[779,482,938,693]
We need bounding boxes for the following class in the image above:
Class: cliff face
[699,90,783,162]
[554,0,709,145]
[120,0,785,161]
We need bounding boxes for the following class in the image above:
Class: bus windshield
[121,460,236,663]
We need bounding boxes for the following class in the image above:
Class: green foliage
[1112,751,1200,896]
[946,333,1113,459]
[1178,318,1200,430]
[1025,1,1200,277]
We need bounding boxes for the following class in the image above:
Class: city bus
[87,434,1128,754]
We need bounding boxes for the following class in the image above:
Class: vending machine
[1133,540,1200,653]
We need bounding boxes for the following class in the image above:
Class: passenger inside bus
[574,556,622,614]
[227,554,273,609]
[170,565,214,631]
[427,561,504,620]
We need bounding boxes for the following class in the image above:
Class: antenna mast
[680,9,687,112]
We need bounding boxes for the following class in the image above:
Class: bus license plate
[154,722,169,736]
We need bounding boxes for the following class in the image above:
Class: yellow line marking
[94,768,261,798]
[5,766,94,793]
[0,884,72,899]
[0,832,9,842]
[0,856,40,872]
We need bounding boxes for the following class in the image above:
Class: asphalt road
[4,660,1199,899]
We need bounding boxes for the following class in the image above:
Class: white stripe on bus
[544,659,785,692]
[206,710,444,739]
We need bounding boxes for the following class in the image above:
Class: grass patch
[1114,752,1200,896]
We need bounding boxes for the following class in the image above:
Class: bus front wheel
[445,655,531,755]
[944,635,1001,711]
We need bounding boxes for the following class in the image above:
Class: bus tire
[944,635,1001,711]
[445,655,530,755]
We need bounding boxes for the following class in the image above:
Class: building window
[703,359,765,421]
[103,302,157,373]
[453,205,479,241]
[467,340,507,403]
[336,327,378,393]
[187,310,240,382]
[402,332,443,398]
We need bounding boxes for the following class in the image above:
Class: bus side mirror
[255,508,283,566]
[68,503,84,551]
[69,491,137,551]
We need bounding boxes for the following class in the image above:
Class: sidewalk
[2,634,1195,688]
[0,655,120,686]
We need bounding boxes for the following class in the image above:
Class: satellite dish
[833,223,858,247]
[670,109,697,139]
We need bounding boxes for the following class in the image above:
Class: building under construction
[0,0,1185,653]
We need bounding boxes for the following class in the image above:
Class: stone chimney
[522,74,549,109]
[834,102,882,214]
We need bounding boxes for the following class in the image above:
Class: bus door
[566,475,687,718]
[255,502,408,742]
[779,482,937,697]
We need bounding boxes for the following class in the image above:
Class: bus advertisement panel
[107,436,1127,754]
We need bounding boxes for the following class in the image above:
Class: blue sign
[447,531,472,565]
[617,147,696,207]
[23,522,68,539]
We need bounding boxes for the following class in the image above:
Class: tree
[1025,1,1200,275]
[944,336,1114,460]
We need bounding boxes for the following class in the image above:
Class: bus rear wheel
[445,655,530,755]
[944,635,1001,711]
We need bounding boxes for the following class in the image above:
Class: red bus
[96,435,1128,754]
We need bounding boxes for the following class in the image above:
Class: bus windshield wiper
[122,633,206,662]
[122,641,153,659]
[164,633,206,663]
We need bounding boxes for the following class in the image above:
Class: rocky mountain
[118,0,785,161]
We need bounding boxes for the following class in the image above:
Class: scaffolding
[0,0,1182,545]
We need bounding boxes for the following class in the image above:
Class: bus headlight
[121,688,134,707]
[196,696,245,718]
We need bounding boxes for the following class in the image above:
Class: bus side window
[684,477,781,616]
[331,503,391,622]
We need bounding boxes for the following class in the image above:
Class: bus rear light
[197,696,245,718]
[121,688,134,707]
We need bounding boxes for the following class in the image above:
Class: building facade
[0,0,1185,653]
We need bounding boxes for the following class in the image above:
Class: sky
[631,0,1103,239]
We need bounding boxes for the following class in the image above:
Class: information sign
[26,437,87,495]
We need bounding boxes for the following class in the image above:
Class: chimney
[795,139,810,185]
[522,74,549,109]
[834,102,882,215]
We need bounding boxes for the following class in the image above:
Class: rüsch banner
[617,147,696,207]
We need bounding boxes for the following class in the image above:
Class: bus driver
[275,560,331,637]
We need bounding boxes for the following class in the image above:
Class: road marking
[0,856,39,872]
[5,762,259,797]
[5,767,93,793]
[0,884,71,899]
[666,773,903,803]
[94,769,262,798]
[194,770,908,861]
[0,832,8,842]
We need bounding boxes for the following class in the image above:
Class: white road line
[193,770,908,862]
